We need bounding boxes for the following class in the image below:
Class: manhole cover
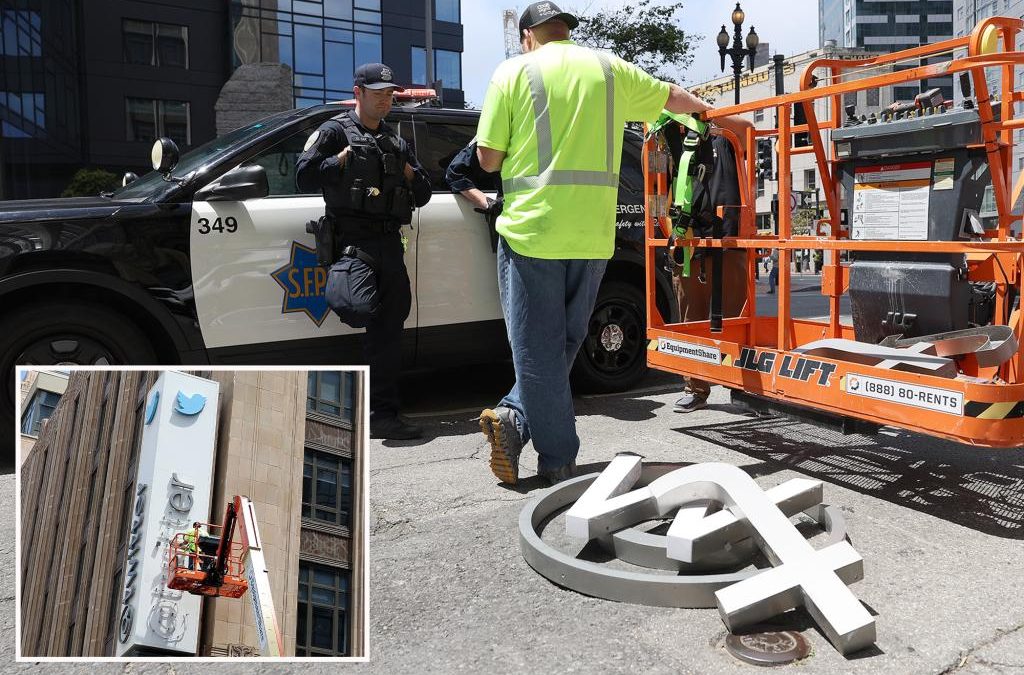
[725,630,810,666]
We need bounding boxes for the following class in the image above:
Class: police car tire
[571,280,648,394]
[0,302,157,427]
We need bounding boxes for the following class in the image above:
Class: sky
[461,0,822,106]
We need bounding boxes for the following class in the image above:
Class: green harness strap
[648,111,710,275]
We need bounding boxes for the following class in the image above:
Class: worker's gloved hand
[474,196,503,223]
[475,196,503,253]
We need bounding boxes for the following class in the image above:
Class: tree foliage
[61,168,120,198]
[572,0,699,83]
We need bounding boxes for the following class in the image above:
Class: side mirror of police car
[151,137,180,175]
[122,172,138,187]
[193,165,270,202]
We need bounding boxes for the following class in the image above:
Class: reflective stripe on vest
[502,51,618,194]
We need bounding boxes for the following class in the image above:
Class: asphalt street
[2,275,1021,673]
[367,372,1024,674]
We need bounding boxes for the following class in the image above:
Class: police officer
[296,63,431,440]
[445,140,502,251]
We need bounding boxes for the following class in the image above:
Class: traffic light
[794,102,810,147]
[756,139,774,180]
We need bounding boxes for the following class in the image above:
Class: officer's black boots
[370,415,423,440]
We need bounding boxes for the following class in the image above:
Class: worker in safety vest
[476,1,753,486]
[180,522,202,570]
[181,522,219,570]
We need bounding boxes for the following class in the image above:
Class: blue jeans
[496,237,608,472]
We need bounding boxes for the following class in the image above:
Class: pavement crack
[371,452,482,474]
[371,516,413,536]
[938,621,1024,673]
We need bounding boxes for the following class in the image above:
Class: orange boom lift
[644,16,1024,448]
[167,495,284,656]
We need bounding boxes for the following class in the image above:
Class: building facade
[1,0,464,199]
[18,368,366,658]
[954,0,1024,205]
[818,0,955,101]
[18,369,68,458]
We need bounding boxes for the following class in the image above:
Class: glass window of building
[1,10,41,56]
[125,98,190,146]
[804,169,816,191]
[156,24,188,68]
[307,371,354,419]
[230,0,381,106]
[1,92,44,129]
[122,20,188,68]
[435,0,460,23]
[303,449,353,527]
[411,47,461,89]
[20,390,60,436]
[297,562,350,656]
[411,46,426,85]
[123,20,153,64]
[435,49,461,89]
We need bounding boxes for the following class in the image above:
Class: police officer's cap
[518,1,579,32]
[354,63,405,91]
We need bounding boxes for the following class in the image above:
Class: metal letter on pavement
[562,455,876,656]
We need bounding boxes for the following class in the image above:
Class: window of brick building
[297,562,350,656]
[302,449,352,528]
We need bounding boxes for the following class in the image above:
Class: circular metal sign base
[518,469,849,609]
[725,630,811,666]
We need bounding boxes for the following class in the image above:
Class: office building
[18,369,68,458]
[818,0,955,101]
[19,368,366,657]
[954,0,1024,206]
[1,0,464,199]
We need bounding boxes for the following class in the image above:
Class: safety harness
[646,111,719,277]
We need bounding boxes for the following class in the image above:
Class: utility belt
[306,213,393,329]
[306,214,398,267]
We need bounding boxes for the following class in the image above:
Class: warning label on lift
[851,161,931,241]
[846,373,964,415]
[657,338,722,365]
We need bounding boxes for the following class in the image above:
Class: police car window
[241,125,322,197]
[112,111,298,199]
[423,121,496,192]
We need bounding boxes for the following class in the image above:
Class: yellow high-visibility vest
[477,40,669,259]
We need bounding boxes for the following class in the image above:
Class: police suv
[0,96,677,451]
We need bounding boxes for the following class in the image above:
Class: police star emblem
[271,241,332,326]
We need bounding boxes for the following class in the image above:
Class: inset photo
[16,367,367,661]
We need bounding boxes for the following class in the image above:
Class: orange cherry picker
[645,16,1024,448]
[167,495,284,656]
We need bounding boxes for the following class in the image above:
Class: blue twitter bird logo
[174,391,207,416]
[145,391,159,425]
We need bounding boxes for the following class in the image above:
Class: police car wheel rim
[586,299,642,374]
[17,336,116,366]
[600,324,625,352]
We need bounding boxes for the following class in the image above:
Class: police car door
[412,116,503,360]
[188,116,417,359]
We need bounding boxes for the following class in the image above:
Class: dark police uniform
[296,73,431,433]
[445,140,502,250]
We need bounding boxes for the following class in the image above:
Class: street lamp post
[711,4,759,331]
[717,3,759,106]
